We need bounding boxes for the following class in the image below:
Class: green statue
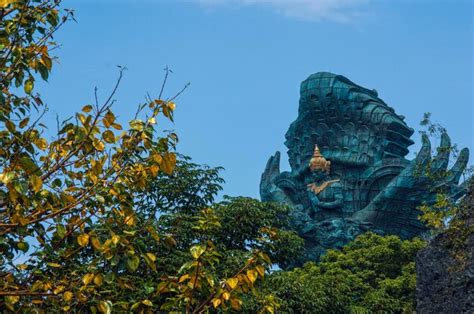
[260,72,470,264]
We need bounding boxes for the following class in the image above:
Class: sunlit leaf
[82,105,93,112]
[161,153,176,175]
[94,274,104,286]
[246,269,258,284]
[190,245,205,259]
[82,273,94,285]
[63,291,73,303]
[30,175,42,193]
[212,298,221,308]
[24,79,34,94]
[77,233,90,247]
[226,278,238,290]
[146,252,156,262]
[97,300,112,314]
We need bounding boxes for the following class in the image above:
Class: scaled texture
[260,72,470,263]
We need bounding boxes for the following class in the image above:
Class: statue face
[308,169,327,182]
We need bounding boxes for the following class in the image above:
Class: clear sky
[38,0,473,199]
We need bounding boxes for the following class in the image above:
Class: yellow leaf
[77,233,90,247]
[47,262,61,268]
[82,273,94,285]
[93,139,105,151]
[77,113,87,125]
[82,105,93,112]
[168,101,176,111]
[226,278,238,290]
[150,164,160,177]
[222,291,230,301]
[103,111,115,128]
[5,120,15,132]
[124,214,135,226]
[152,152,163,163]
[111,123,122,130]
[147,117,156,124]
[0,0,15,9]
[246,269,258,284]
[35,138,48,150]
[5,295,19,305]
[146,226,160,243]
[63,291,73,302]
[17,264,28,270]
[30,175,43,193]
[24,79,34,94]
[111,235,120,245]
[265,305,275,314]
[97,300,112,314]
[212,298,221,308]
[142,300,153,307]
[102,130,115,144]
[53,285,65,294]
[256,265,265,278]
[161,153,176,175]
[146,252,156,262]
[0,172,13,184]
[230,298,242,311]
[19,117,30,128]
[91,237,103,251]
[190,245,205,259]
[179,274,190,283]
[94,274,104,286]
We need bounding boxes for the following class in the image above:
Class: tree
[131,157,303,312]
[249,232,426,313]
[0,0,182,310]
[0,1,281,312]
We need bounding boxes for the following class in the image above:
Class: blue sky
[39,0,473,199]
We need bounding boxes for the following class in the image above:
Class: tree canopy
[250,232,426,313]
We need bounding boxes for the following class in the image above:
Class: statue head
[307,145,331,182]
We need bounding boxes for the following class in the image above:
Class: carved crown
[309,145,331,173]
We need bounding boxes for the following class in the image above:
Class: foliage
[417,113,472,266]
[0,1,283,312]
[248,232,426,313]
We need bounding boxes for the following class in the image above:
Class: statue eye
[310,94,319,101]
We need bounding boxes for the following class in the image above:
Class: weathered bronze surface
[260,72,470,264]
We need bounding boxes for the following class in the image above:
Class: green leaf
[24,79,34,94]
[102,130,115,143]
[17,241,29,252]
[37,62,49,81]
[14,181,28,194]
[126,255,140,272]
[30,175,42,193]
[96,195,105,203]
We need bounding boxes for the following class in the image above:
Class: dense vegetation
[247,233,425,313]
[0,1,467,313]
